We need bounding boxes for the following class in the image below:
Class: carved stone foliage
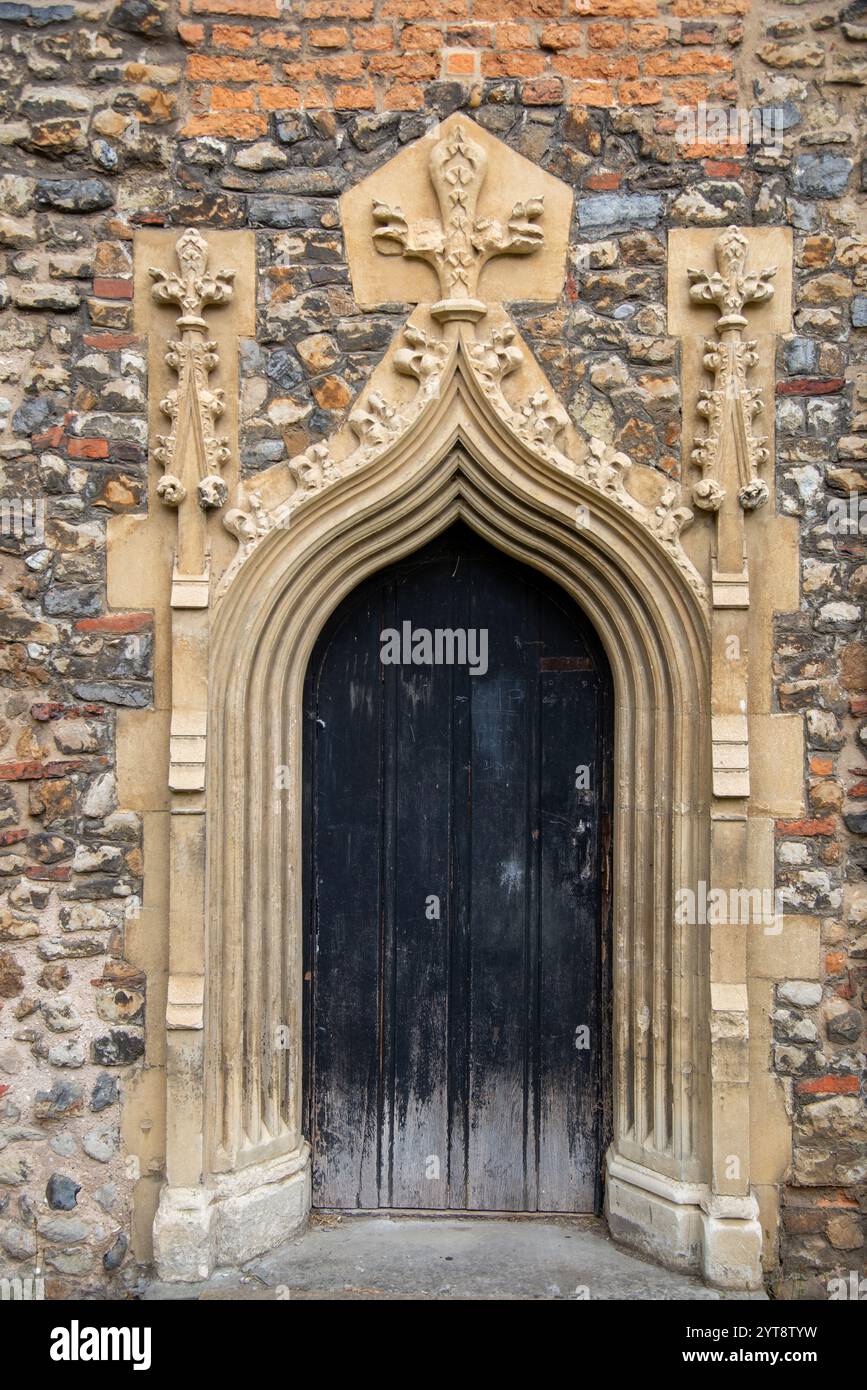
[688,226,776,516]
[372,123,545,323]
[219,319,704,604]
[149,228,235,572]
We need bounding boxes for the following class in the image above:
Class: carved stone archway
[141,118,784,1290]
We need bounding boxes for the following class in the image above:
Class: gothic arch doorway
[302,523,613,1213]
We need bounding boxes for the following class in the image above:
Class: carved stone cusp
[393,324,448,382]
[287,441,337,493]
[467,325,524,385]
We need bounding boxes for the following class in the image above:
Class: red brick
[31,703,107,720]
[74,612,152,634]
[333,84,377,109]
[809,756,833,776]
[83,332,142,350]
[182,112,269,137]
[353,24,393,50]
[681,23,716,43]
[212,23,254,47]
[192,0,279,14]
[540,23,583,49]
[446,22,493,45]
[668,79,712,103]
[496,22,534,48]
[401,24,441,50]
[796,1075,860,1096]
[187,55,270,80]
[555,54,639,78]
[310,25,348,47]
[587,21,627,47]
[571,80,615,105]
[382,0,463,15]
[523,77,563,104]
[774,816,836,837]
[671,0,747,13]
[27,864,70,881]
[177,20,204,43]
[384,82,424,108]
[643,51,733,75]
[92,278,133,300]
[632,22,668,45]
[776,377,847,396]
[0,829,27,846]
[482,51,547,78]
[257,85,302,109]
[210,86,256,110]
[703,159,743,176]
[369,53,438,77]
[445,51,477,75]
[32,424,66,449]
[260,28,302,48]
[619,79,662,104]
[585,171,621,189]
[825,950,847,976]
[0,756,109,781]
[849,779,867,799]
[68,437,109,459]
[320,54,368,77]
[474,0,558,15]
[575,0,658,12]
[304,0,374,14]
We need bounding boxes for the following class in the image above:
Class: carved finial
[149,228,235,576]
[687,227,775,557]
[372,123,545,324]
[687,225,775,330]
[149,227,235,328]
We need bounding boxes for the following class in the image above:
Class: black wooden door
[302,523,611,1213]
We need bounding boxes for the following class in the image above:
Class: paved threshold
[142,1213,768,1301]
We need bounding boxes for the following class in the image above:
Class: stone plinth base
[153,1146,310,1282]
[605,1150,763,1290]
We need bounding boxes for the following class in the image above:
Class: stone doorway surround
[110,116,804,1289]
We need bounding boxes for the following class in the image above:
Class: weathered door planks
[303,523,612,1213]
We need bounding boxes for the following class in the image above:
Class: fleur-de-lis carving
[149,227,235,327]
[372,124,545,323]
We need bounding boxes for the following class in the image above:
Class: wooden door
[302,523,611,1213]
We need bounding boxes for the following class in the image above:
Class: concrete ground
[142,1213,767,1301]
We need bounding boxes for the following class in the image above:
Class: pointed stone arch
[151,316,761,1288]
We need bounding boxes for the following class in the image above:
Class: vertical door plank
[388,559,454,1208]
[309,594,383,1209]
